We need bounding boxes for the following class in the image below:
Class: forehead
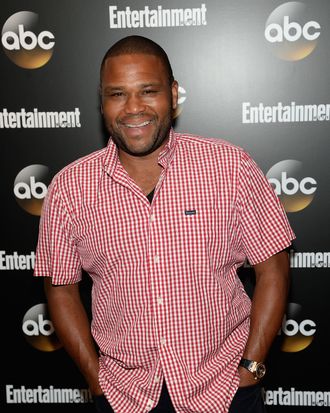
[101,53,168,85]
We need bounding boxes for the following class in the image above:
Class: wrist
[239,358,266,380]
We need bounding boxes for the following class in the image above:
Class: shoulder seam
[176,132,244,152]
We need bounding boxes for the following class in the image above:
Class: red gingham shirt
[34,130,294,413]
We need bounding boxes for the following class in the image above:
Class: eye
[102,90,125,99]
[111,92,124,97]
[142,89,157,95]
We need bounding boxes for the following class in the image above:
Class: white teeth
[124,120,151,128]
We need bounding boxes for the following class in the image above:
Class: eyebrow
[102,82,162,92]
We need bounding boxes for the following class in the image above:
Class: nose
[124,93,146,115]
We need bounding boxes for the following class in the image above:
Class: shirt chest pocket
[176,206,239,272]
[165,207,229,249]
[154,206,235,273]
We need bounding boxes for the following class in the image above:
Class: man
[34,35,295,413]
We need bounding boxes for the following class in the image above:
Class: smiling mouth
[122,120,152,128]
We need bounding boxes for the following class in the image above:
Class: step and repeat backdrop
[1,0,329,411]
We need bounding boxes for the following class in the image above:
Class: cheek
[102,103,119,122]
[153,99,173,118]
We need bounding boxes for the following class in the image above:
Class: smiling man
[34,36,295,413]
[100,53,176,158]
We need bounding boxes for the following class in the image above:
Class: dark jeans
[93,382,266,413]
[93,383,175,413]
[229,384,267,413]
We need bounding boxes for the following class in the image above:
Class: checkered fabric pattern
[34,130,294,413]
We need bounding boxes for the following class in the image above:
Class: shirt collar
[102,138,119,177]
[102,128,178,176]
[157,128,177,169]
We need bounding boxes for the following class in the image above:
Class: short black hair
[100,35,174,84]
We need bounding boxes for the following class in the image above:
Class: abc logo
[1,11,55,69]
[14,164,50,216]
[279,303,316,352]
[264,2,321,61]
[174,85,186,119]
[22,304,62,352]
[266,160,317,213]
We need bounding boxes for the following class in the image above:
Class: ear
[171,80,179,110]
[99,86,104,114]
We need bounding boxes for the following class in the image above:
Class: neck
[118,139,168,172]
[118,141,167,195]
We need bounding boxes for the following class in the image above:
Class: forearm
[44,278,102,395]
[240,250,290,385]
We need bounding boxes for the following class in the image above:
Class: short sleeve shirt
[34,130,295,413]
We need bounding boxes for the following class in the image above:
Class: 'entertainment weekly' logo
[22,304,62,352]
[278,303,316,352]
[1,11,55,69]
[266,160,317,213]
[264,2,321,61]
[14,164,51,216]
[109,4,207,29]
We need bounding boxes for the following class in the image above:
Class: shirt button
[157,296,163,305]
[160,337,166,346]
[154,255,160,263]
[146,399,153,410]
[154,376,161,384]
[150,214,155,222]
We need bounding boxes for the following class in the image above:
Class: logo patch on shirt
[185,209,196,216]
